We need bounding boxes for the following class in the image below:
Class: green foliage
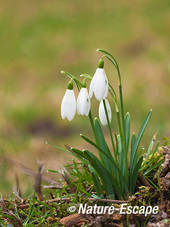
[70,112,152,200]
[140,135,163,191]
[58,49,160,200]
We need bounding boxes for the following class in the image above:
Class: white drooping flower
[99,99,112,126]
[89,59,108,101]
[77,87,91,116]
[61,81,76,121]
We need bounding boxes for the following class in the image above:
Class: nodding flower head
[99,99,112,126]
[89,58,108,101]
[61,81,76,121]
[77,87,91,116]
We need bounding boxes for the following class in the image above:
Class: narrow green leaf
[117,135,123,171]
[117,134,126,194]
[143,156,163,176]
[145,176,160,191]
[141,144,161,172]
[143,133,158,162]
[81,134,127,191]
[129,133,137,192]
[125,112,130,152]
[149,141,160,160]
[71,148,84,157]
[68,147,88,165]
[131,157,143,193]
[81,134,113,162]
[130,133,137,171]
[84,148,125,198]
[47,169,58,173]
[94,118,114,170]
[146,136,155,157]
[47,142,68,153]
[92,120,127,196]
[115,133,119,154]
[89,166,103,198]
[135,110,152,151]
[83,150,115,198]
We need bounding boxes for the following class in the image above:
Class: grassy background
[0,0,169,195]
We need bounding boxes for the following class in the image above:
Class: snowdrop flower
[99,99,112,126]
[77,87,91,116]
[89,59,108,101]
[61,81,76,121]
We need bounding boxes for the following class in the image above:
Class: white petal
[61,89,76,121]
[85,96,91,116]
[99,99,112,126]
[93,68,108,101]
[77,88,91,116]
[103,76,108,99]
[89,74,96,98]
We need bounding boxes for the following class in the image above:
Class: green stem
[61,71,83,90]
[119,84,126,151]
[108,84,123,150]
[96,49,127,153]
[108,73,126,172]
[97,49,130,189]
[114,133,119,158]
[116,111,123,143]
[117,67,129,187]
[103,52,128,185]
[103,99,116,157]
[88,111,98,144]
[115,65,126,147]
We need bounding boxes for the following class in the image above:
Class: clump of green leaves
[58,49,162,200]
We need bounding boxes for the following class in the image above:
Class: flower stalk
[103,99,116,156]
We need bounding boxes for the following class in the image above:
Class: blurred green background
[0,0,169,195]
